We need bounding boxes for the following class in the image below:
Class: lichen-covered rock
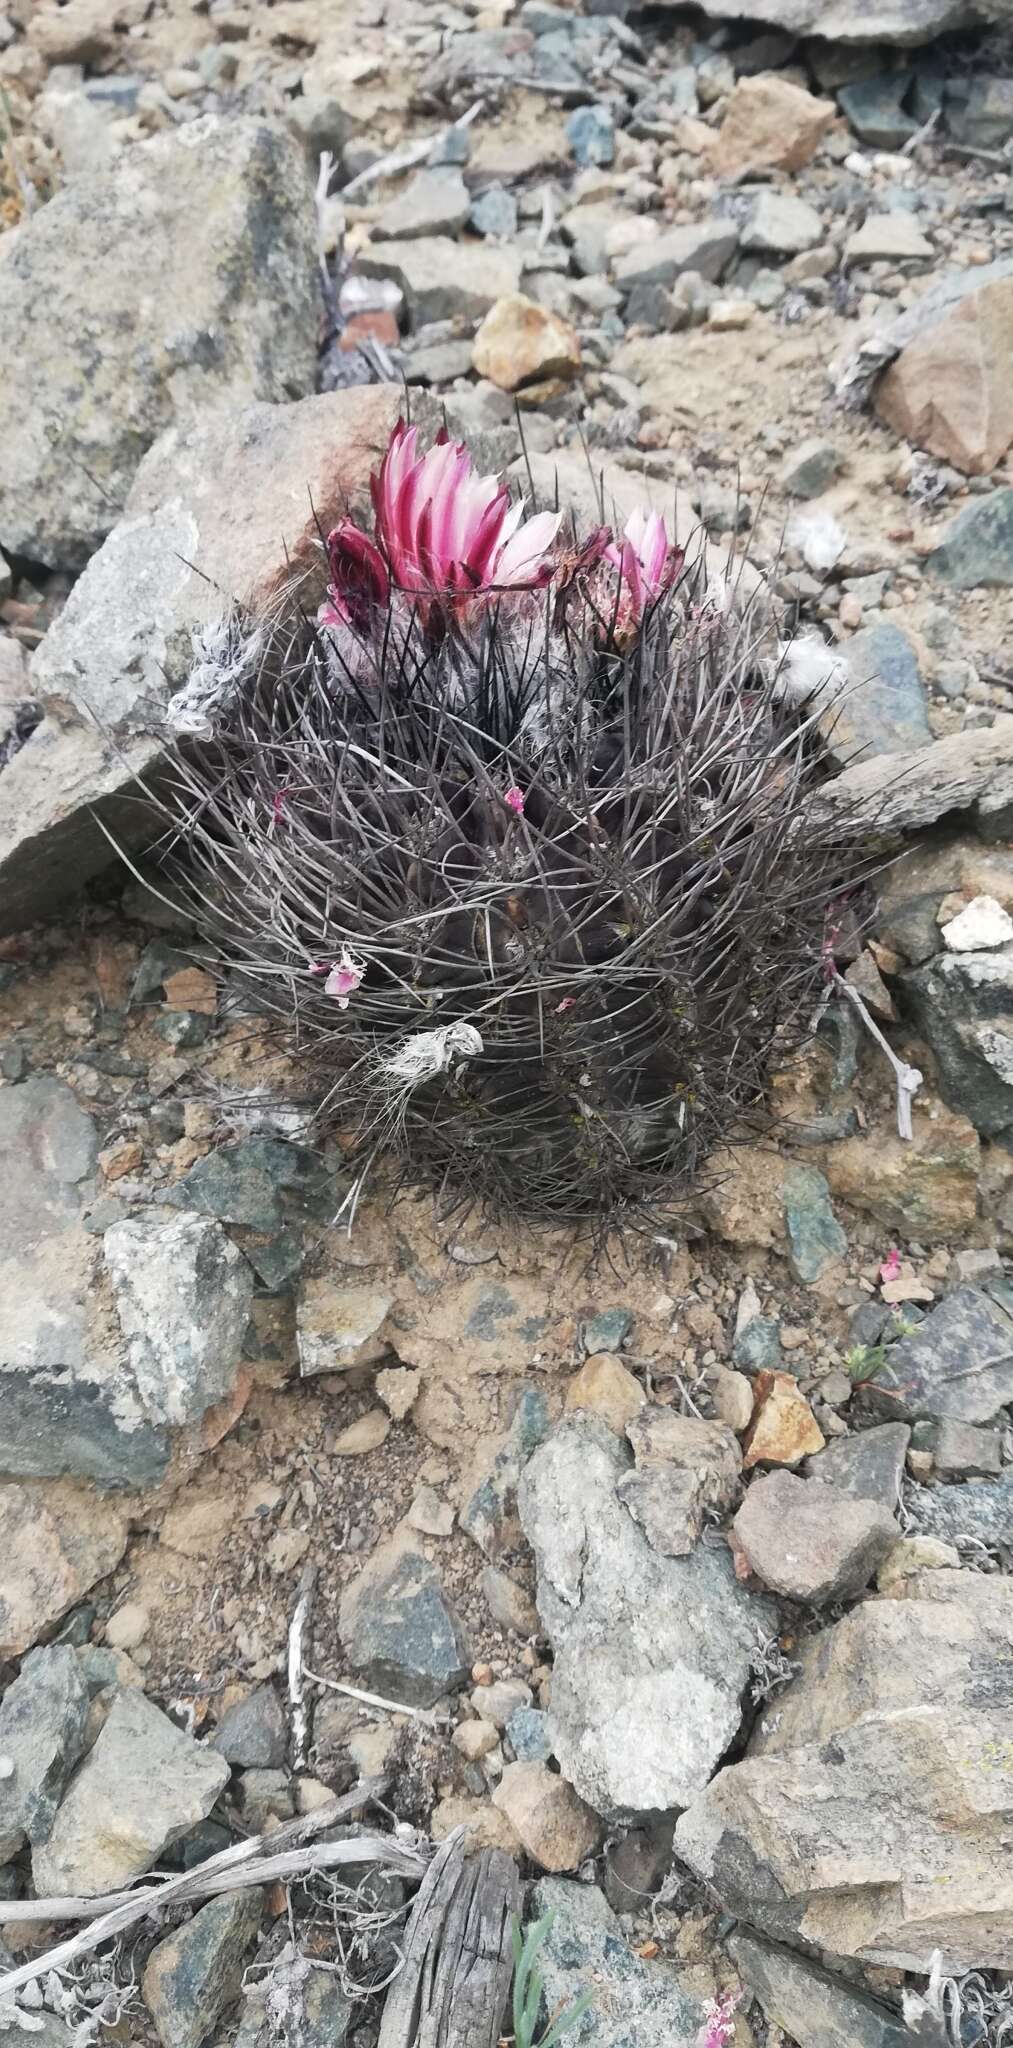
[867,1283,1013,1423]
[518,1419,774,1820]
[675,1570,1013,1971]
[528,1880,706,2048]
[142,1891,264,2048]
[104,1212,252,1428]
[0,117,317,569]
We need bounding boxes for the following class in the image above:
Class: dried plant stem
[0,1782,416,1998]
[288,1562,317,1771]
[303,1668,453,1728]
[831,968,922,1139]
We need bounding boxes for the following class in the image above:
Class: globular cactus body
[164,422,853,1226]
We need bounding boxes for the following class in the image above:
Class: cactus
[162,420,855,1228]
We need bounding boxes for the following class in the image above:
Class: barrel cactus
[163,418,851,1226]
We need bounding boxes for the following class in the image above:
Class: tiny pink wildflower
[555,996,576,1014]
[880,1247,902,1284]
[700,1989,740,2048]
[321,947,366,1009]
[504,785,525,816]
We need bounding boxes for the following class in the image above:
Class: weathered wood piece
[811,715,1013,835]
[378,1831,520,2048]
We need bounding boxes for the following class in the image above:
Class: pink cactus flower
[700,1989,740,2048]
[371,421,561,600]
[504,785,525,816]
[322,947,366,1009]
[321,523,390,631]
[880,1247,902,1284]
[605,507,684,618]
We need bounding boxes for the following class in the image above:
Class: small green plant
[510,1912,593,2048]
[843,1312,919,1386]
[843,1342,888,1385]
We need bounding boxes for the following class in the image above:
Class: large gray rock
[0,1645,90,1859]
[679,0,979,47]
[529,1881,706,2048]
[0,1077,169,1490]
[518,1420,774,1821]
[338,1530,472,1708]
[357,236,522,324]
[2,386,441,935]
[729,1933,909,2048]
[675,1569,1013,1971]
[900,947,1013,1139]
[34,1686,230,1896]
[812,715,1013,838]
[104,1212,253,1428]
[867,1284,1013,1423]
[0,117,317,570]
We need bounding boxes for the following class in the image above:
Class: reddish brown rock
[711,76,836,179]
[743,1371,825,1469]
[876,271,1013,476]
[472,294,581,392]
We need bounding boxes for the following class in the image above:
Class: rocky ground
[3,0,1013,2044]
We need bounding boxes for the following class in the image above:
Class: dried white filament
[379,1021,483,1088]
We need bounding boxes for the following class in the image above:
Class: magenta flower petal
[370,420,561,604]
[504,785,525,815]
[324,521,389,631]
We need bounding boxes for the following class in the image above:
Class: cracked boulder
[0,115,317,569]
[675,1567,1013,1971]
[518,1419,774,1820]
[2,385,442,935]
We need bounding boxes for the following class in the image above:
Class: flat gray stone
[905,1470,1013,1557]
[676,1570,1013,1971]
[518,1419,775,1821]
[867,1285,1013,1424]
[212,1686,287,1769]
[33,1687,230,1896]
[730,1933,909,2047]
[529,1880,705,2048]
[931,1417,1002,1477]
[104,1211,253,1428]
[358,236,522,324]
[339,1531,472,1708]
[0,116,317,569]
[803,1423,910,1509]
[741,190,823,256]
[613,220,738,292]
[374,168,470,242]
[670,0,978,45]
[0,1645,90,1860]
[779,436,841,498]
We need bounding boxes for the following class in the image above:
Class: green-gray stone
[338,1544,472,1708]
[783,1164,847,1284]
[927,489,1013,589]
[583,1307,634,1353]
[142,1891,263,2048]
[733,1317,782,1373]
[899,948,1013,1138]
[730,1932,909,2048]
[530,1880,705,2048]
[0,1646,90,1858]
